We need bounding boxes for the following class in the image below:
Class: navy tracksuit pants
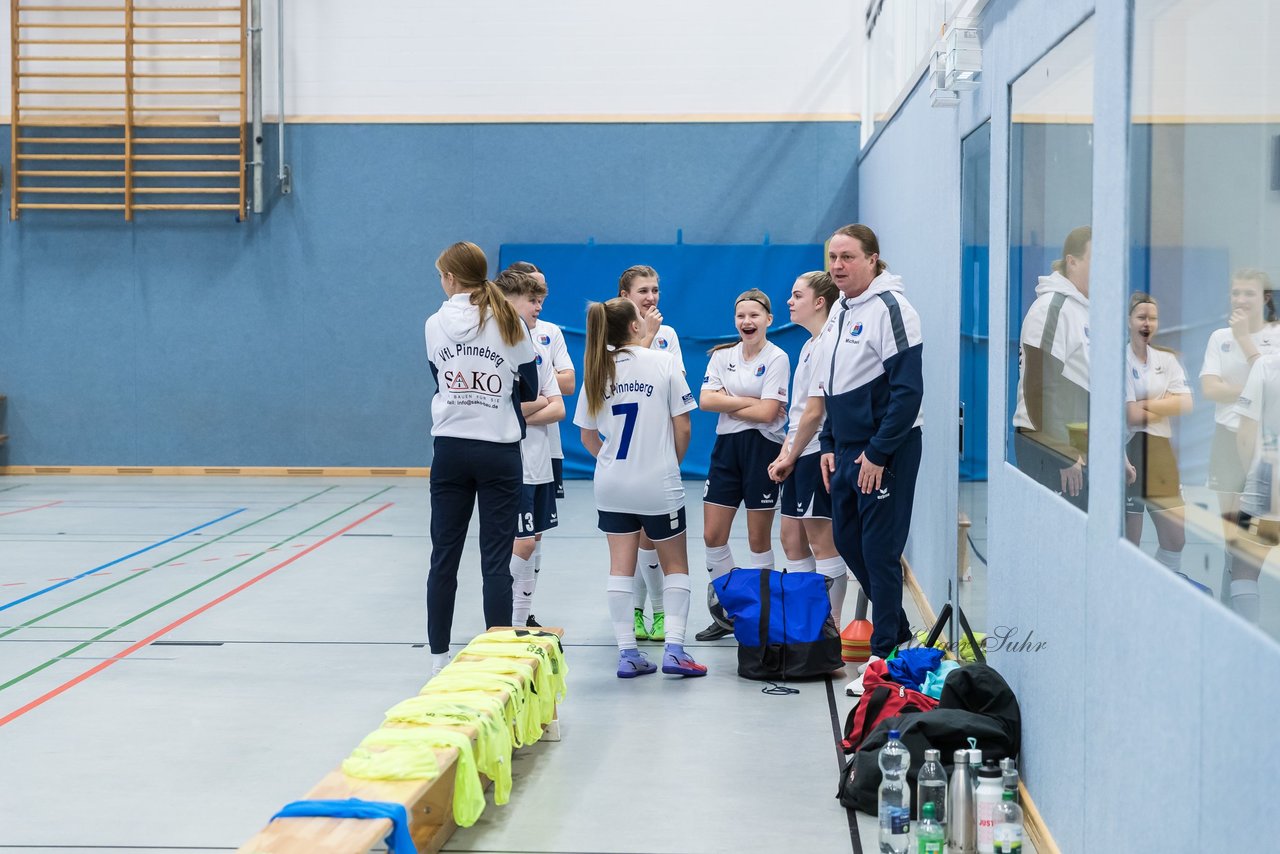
[829,427,922,658]
[427,436,522,654]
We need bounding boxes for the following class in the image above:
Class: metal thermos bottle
[949,748,977,853]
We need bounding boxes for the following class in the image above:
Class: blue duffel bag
[713,568,843,680]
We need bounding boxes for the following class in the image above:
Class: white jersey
[1234,355,1280,519]
[521,342,562,485]
[1125,345,1190,440]
[650,324,684,371]
[573,348,696,515]
[1013,272,1090,432]
[1200,326,1280,430]
[702,341,790,443]
[533,319,574,459]
[425,293,537,444]
[786,336,824,457]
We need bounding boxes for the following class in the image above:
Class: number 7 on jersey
[611,402,639,460]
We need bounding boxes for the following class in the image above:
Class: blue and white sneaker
[617,650,657,679]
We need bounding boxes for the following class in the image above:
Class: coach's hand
[855,452,884,494]
[820,453,835,492]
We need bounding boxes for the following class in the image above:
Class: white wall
[1,1,864,121]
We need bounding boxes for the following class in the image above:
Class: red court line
[0,501,393,728]
[0,501,63,518]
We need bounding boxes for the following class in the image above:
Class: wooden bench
[238,627,564,854]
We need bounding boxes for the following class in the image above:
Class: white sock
[816,556,849,626]
[790,554,817,573]
[533,539,543,575]
[1155,547,1183,572]
[510,553,536,624]
[661,573,692,645]
[608,575,639,650]
[639,550,665,611]
[431,652,451,675]
[748,549,776,570]
[633,549,649,608]
[1230,579,1261,624]
[706,544,736,582]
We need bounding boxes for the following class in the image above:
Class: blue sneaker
[617,651,657,679]
[662,645,708,677]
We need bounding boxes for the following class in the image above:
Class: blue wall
[0,121,858,466]
[498,240,822,480]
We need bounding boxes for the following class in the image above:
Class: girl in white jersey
[506,262,576,628]
[573,297,707,678]
[494,270,565,630]
[618,265,685,642]
[697,289,791,641]
[1201,269,1279,619]
[767,272,853,625]
[424,242,539,675]
[1123,293,1194,582]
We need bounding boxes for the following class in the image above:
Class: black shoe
[526,615,542,628]
[706,589,734,630]
[695,621,733,641]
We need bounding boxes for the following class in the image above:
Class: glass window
[865,0,950,138]
[1007,18,1095,512]
[1127,0,1280,637]
[960,121,991,642]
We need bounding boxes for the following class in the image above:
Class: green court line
[0,484,27,493]
[0,485,393,693]
[0,485,339,641]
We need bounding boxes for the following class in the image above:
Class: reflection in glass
[1124,293,1193,577]
[959,121,991,644]
[1013,227,1092,509]
[1130,0,1279,634]
[1006,18,1094,511]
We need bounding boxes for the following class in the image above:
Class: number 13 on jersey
[611,402,638,459]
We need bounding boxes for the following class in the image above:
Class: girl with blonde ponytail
[573,298,707,679]
[424,241,540,675]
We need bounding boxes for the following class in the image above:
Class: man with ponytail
[573,298,707,678]
[808,225,924,696]
[424,242,539,675]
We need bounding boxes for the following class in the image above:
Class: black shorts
[517,482,558,538]
[1207,424,1246,494]
[1125,433,1184,513]
[780,453,832,519]
[704,431,784,511]
[597,507,687,541]
[552,457,565,499]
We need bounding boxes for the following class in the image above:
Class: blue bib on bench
[272,798,416,854]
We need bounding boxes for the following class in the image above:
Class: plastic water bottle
[975,759,1005,853]
[916,748,948,827]
[993,789,1024,853]
[915,800,944,853]
[877,729,911,854]
[1000,757,1019,803]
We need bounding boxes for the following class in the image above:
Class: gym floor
[0,476,943,853]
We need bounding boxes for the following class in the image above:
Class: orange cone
[840,618,873,664]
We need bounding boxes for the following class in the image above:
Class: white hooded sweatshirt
[425,293,537,444]
[1013,271,1090,437]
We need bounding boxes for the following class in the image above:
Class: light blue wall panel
[0,120,859,467]
[859,0,1280,848]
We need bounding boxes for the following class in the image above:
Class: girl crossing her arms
[696,289,790,641]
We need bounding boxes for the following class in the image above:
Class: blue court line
[0,508,246,613]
